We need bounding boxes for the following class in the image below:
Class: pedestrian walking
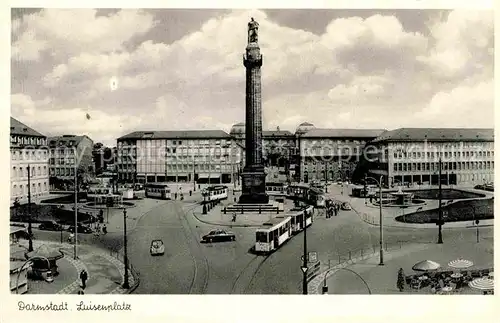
[80,270,88,289]
[232,212,237,222]
[397,268,405,292]
[68,232,74,243]
[102,224,107,234]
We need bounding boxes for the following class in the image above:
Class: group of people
[325,200,341,218]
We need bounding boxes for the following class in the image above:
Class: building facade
[48,135,95,189]
[117,130,242,184]
[299,128,386,183]
[369,128,495,187]
[10,117,50,205]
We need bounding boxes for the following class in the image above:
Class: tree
[397,268,405,292]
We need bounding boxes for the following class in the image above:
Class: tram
[287,184,326,208]
[255,216,292,253]
[289,205,314,234]
[203,185,229,202]
[265,182,288,196]
[144,182,172,199]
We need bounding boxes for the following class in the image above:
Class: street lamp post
[74,154,79,259]
[321,267,372,295]
[302,208,308,295]
[122,208,130,289]
[437,158,443,244]
[16,256,51,294]
[27,165,33,252]
[365,175,384,265]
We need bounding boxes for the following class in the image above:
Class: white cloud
[419,10,493,79]
[11,9,494,145]
[12,9,156,61]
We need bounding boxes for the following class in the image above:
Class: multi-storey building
[116,130,242,184]
[10,117,50,205]
[299,128,386,183]
[369,128,494,187]
[48,135,95,189]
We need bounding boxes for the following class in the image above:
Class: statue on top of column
[248,17,259,43]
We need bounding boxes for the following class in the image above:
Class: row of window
[11,166,48,178]
[49,168,76,176]
[393,161,495,172]
[10,135,47,146]
[303,139,367,146]
[49,157,76,165]
[11,149,49,160]
[303,147,361,156]
[12,182,48,197]
[393,150,494,159]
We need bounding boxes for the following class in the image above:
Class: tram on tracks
[255,216,292,253]
[202,185,229,202]
[265,182,288,196]
[254,206,315,254]
[145,182,172,199]
[287,184,326,208]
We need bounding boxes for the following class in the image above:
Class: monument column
[239,18,269,204]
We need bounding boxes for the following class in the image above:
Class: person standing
[397,268,405,292]
[80,269,88,289]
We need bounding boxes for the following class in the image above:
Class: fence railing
[327,240,422,268]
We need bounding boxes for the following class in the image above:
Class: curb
[190,210,265,228]
[102,253,136,294]
[57,251,89,294]
[308,252,379,294]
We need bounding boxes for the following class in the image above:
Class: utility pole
[74,154,78,259]
[27,164,33,252]
[437,157,443,244]
[378,175,384,265]
[302,208,308,295]
[193,157,196,192]
[122,208,130,289]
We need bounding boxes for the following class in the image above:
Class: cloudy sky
[11,8,494,147]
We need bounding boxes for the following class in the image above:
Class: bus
[202,185,228,202]
[145,183,172,199]
[255,216,292,254]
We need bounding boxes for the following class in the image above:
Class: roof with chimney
[10,117,45,137]
[372,128,494,143]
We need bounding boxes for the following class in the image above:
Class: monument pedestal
[239,169,269,204]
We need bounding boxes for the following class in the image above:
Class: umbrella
[448,259,474,269]
[469,277,494,291]
[412,260,441,272]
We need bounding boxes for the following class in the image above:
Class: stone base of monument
[224,200,283,214]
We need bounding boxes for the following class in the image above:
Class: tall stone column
[239,18,269,204]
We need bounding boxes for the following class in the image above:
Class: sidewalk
[16,239,136,294]
[308,239,494,294]
[325,183,494,229]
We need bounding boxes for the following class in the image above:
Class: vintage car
[38,220,63,231]
[202,229,236,243]
[67,224,93,234]
[150,239,165,256]
[341,202,352,211]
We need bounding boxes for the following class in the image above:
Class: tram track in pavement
[230,252,272,294]
[174,202,210,294]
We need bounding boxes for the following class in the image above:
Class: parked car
[67,224,93,234]
[202,229,236,243]
[341,202,351,211]
[150,239,165,256]
[38,220,63,231]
